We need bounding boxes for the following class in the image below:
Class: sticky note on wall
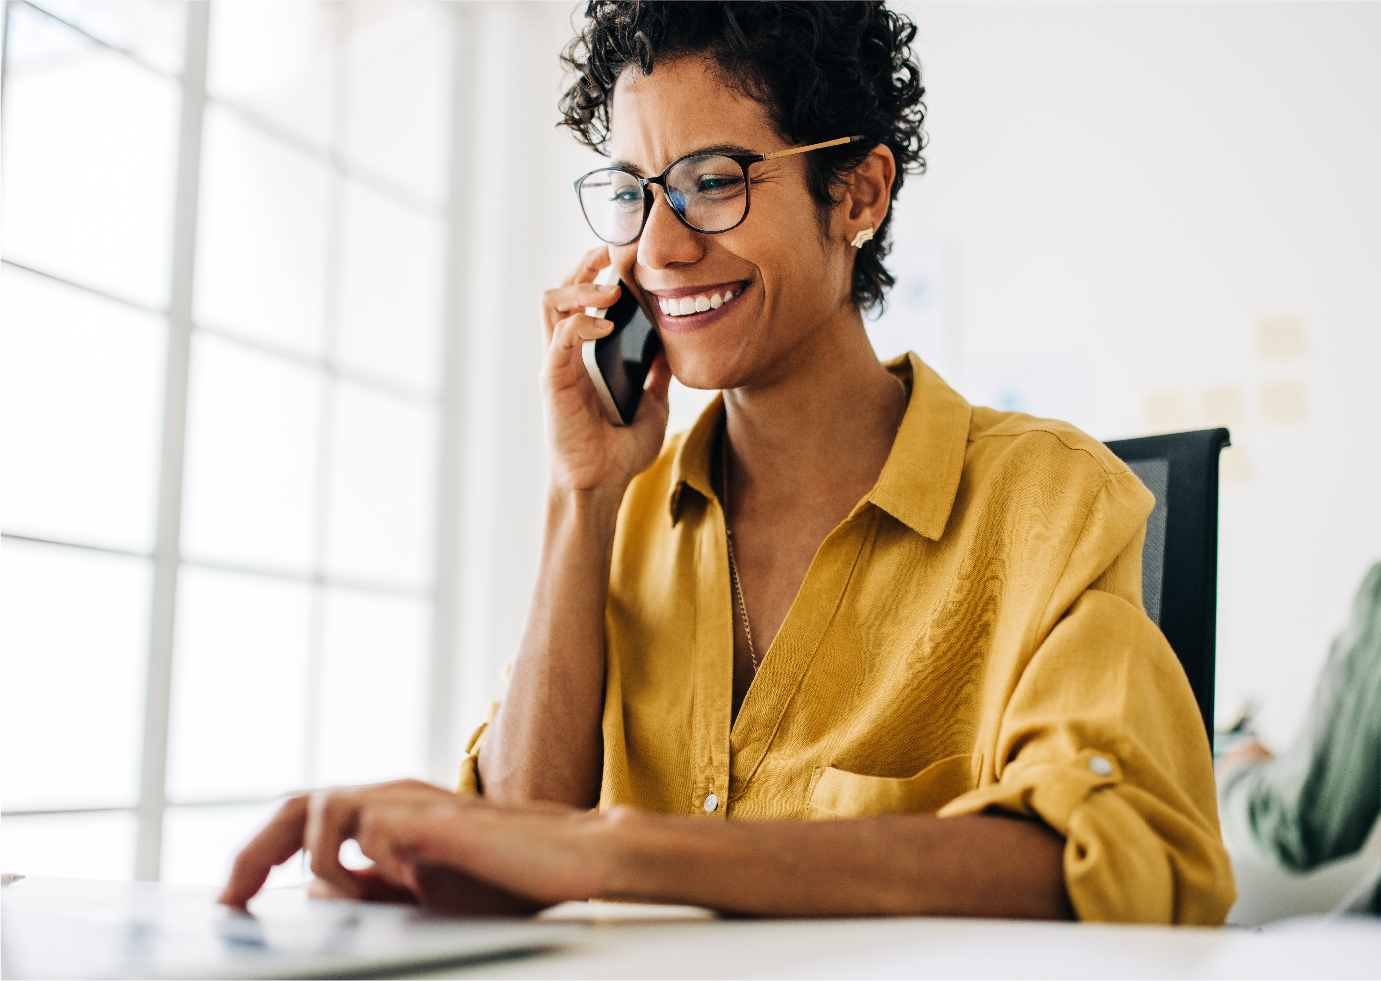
[1260,382,1308,425]
[1257,317,1306,359]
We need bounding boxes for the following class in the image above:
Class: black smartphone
[582,278,662,426]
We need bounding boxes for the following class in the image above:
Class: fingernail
[600,283,618,292]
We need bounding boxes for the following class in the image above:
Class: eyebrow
[609,142,757,175]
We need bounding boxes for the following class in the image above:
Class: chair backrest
[1101,428,1230,738]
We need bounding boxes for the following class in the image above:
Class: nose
[636,185,704,271]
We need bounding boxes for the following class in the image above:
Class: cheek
[751,228,830,303]
[759,201,829,274]
[610,245,640,280]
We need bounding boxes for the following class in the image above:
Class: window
[1,0,462,884]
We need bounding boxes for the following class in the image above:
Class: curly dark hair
[559,1,927,312]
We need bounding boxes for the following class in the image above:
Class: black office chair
[1101,428,1230,738]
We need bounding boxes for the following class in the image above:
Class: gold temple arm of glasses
[761,135,866,160]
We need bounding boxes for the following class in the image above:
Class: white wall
[445,2,1381,761]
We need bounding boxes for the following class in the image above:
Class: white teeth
[659,288,739,317]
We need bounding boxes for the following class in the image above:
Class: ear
[839,144,896,242]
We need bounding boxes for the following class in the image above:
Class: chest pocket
[809,753,982,818]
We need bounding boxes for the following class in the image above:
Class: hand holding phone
[582,268,662,426]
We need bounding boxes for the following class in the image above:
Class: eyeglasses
[574,136,865,246]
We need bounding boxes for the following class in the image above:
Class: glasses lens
[666,154,748,233]
[578,170,644,245]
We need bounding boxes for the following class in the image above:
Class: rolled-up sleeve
[455,701,500,795]
[940,588,1236,924]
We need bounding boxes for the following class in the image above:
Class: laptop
[1,876,584,980]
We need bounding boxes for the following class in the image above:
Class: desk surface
[4,881,1378,980]
[425,901,1381,980]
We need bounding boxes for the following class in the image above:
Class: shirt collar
[867,352,972,540]
[667,392,725,522]
[666,352,970,540]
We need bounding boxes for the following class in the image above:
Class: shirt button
[1089,755,1113,776]
[703,793,719,813]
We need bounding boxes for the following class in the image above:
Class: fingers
[544,282,621,318]
[560,246,611,287]
[307,868,417,904]
[220,780,457,909]
[353,866,420,904]
[642,347,672,398]
[412,864,547,917]
[295,792,586,915]
[351,802,459,907]
[541,282,621,346]
[385,803,599,908]
[305,781,455,898]
[311,867,417,904]
[302,781,444,898]
[305,790,364,900]
[632,348,672,430]
[219,796,309,908]
[354,805,419,889]
[550,312,613,355]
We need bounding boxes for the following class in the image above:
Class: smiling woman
[223,0,1235,925]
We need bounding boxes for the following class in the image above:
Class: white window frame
[0,0,473,881]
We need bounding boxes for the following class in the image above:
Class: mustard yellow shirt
[463,353,1234,925]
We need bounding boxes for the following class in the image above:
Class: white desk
[4,881,1377,980]
[422,901,1381,980]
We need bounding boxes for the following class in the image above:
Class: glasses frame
[574,135,865,246]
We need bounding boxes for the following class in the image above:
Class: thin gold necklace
[722,431,760,674]
[721,374,904,677]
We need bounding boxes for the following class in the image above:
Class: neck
[722,310,904,512]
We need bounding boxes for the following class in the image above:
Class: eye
[696,174,744,195]
[612,187,642,204]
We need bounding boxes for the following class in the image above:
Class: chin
[663,345,737,393]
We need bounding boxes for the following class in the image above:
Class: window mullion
[302,2,348,791]
[134,0,209,883]
[426,5,474,786]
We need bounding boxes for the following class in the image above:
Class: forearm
[478,485,623,806]
[593,809,1072,920]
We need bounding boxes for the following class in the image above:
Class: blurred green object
[1214,699,1259,757]
[1218,562,1381,914]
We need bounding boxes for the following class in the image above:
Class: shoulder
[963,405,1153,523]
[968,404,1128,480]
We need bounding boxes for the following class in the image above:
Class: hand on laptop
[304,864,545,916]
[218,779,609,914]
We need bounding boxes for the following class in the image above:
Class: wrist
[584,806,718,903]
[585,806,655,899]
[546,481,626,533]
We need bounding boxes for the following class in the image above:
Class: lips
[646,280,750,320]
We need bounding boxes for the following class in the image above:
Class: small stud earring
[850,227,874,249]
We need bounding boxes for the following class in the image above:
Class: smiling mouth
[654,283,747,318]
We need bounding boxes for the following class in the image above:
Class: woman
[223,2,1233,923]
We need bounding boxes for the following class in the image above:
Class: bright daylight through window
[1,0,461,884]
